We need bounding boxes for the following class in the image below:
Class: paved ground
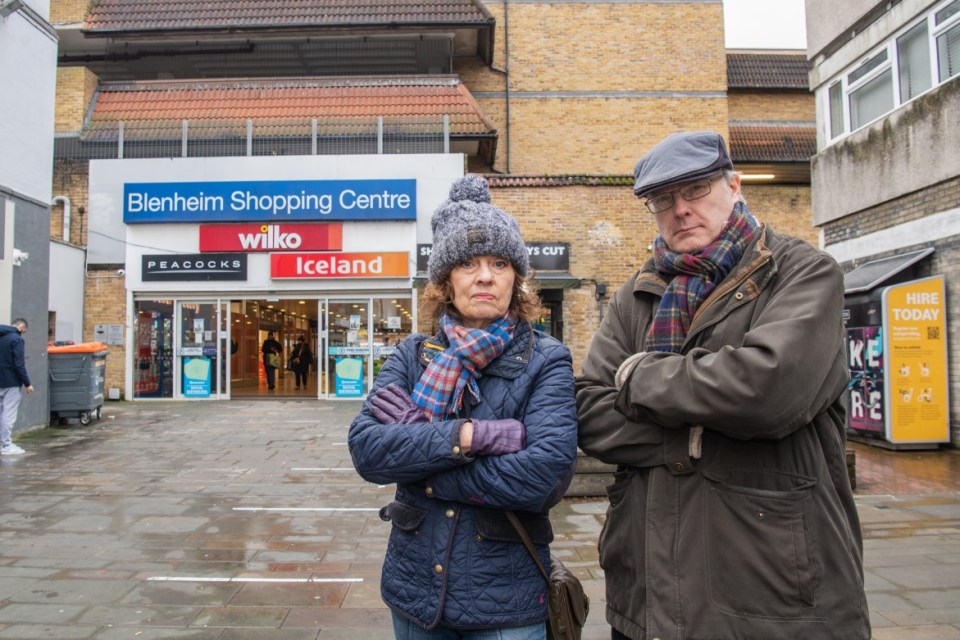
[1,400,958,639]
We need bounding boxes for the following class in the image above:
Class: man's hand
[464,419,526,456]
[368,383,425,424]
[25,385,34,394]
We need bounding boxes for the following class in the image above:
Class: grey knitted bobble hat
[427,175,529,284]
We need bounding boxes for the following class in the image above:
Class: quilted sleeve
[426,338,579,513]
[348,336,473,486]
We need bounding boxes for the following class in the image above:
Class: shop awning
[843,247,934,294]
[533,272,581,289]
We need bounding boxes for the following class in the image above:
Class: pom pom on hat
[427,175,529,284]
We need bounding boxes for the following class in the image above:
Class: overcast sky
[723,0,808,50]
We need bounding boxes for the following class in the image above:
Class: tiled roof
[85,76,495,139]
[83,0,491,33]
[727,52,811,89]
[729,124,816,162]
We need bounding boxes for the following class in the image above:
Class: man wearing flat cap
[576,131,869,640]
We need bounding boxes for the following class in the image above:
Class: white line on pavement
[291,467,356,471]
[233,507,380,512]
[147,576,363,583]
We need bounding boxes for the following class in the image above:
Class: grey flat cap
[633,131,734,198]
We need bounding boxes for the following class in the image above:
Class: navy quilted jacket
[349,321,578,630]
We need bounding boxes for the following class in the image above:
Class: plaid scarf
[646,202,759,353]
[412,314,515,420]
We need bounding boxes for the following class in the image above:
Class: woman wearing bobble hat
[349,175,579,639]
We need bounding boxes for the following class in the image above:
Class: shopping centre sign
[124,179,416,223]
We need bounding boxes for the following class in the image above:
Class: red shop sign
[199,223,343,252]
[271,252,409,279]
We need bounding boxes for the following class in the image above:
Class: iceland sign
[124,179,416,223]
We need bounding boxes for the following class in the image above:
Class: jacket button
[434,564,444,574]
[735,292,744,300]
[452,446,461,455]
[425,487,433,496]
[445,509,455,518]
[673,462,686,472]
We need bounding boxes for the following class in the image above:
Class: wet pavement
[1,400,958,639]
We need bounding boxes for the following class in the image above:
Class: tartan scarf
[646,202,759,353]
[412,313,515,420]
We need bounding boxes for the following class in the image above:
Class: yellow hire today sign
[882,275,950,444]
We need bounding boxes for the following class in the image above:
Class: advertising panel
[334,357,364,397]
[199,223,343,252]
[271,252,409,279]
[124,179,416,223]
[882,276,949,443]
[846,325,885,434]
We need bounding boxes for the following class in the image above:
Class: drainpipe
[52,195,70,243]
[489,0,511,173]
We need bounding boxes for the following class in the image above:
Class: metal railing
[55,116,451,160]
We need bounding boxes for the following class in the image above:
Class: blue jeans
[391,612,545,640]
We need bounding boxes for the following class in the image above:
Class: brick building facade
[49,0,817,400]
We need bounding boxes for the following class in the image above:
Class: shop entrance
[230,299,320,398]
[132,295,414,400]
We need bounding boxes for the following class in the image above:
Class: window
[898,22,932,100]
[829,82,844,139]
[822,1,960,143]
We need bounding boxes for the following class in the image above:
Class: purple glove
[469,419,526,456]
[368,383,426,424]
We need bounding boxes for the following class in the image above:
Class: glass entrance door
[176,300,229,399]
[325,300,370,398]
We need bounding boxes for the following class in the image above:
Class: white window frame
[821,0,960,144]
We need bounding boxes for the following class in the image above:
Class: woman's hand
[368,383,426,424]
[462,419,526,455]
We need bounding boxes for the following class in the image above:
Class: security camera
[117,268,126,276]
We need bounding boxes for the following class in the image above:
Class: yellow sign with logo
[882,276,949,443]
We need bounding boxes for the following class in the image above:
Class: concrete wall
[49,240,85,343]
[1,1,56,431]
[811,79,960,226]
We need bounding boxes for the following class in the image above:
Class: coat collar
[417,320,534,380]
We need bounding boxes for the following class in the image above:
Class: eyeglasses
[643,173,724,214]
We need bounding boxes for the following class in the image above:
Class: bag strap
[505,511,550,583]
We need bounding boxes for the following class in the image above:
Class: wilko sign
[199,223,342,253]
[272,252,409,279]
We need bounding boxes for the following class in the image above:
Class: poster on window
[335,357,364,397]
[182,357,212,398]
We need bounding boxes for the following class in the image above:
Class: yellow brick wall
[50,0,93,24]
[728,92,815,122]
[481,2,727,92]
[480,97,728,175]
[464,2,729,175]
[50,161,89,245]
[741,183,816,245]
[55,66,98,134]
[84,267,127,396]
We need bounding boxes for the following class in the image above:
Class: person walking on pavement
[1,319,34,455]
[576,131,870,639]
[349,175,579,639]
[261,331,282,391]
[290,335,312,390]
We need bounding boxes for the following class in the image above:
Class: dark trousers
[264,361,276,389]
[295,368,308,387]
[612,629,630,640]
